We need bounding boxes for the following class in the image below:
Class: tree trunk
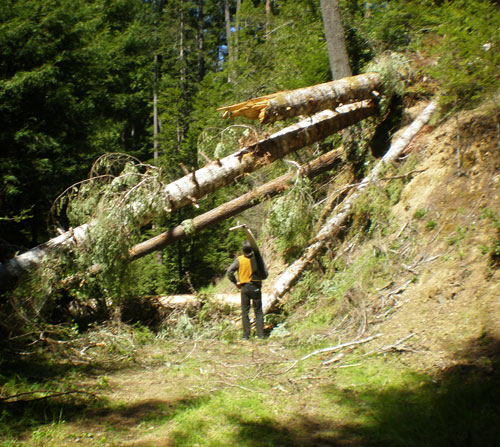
[265,0,271,40]
[59,148,343,288]
[153,2,160,161]
[0,100,376,290]
[319,0,352,80]
[217,72,381,123]
[234,0,241,60]
[177,0,187,150]
[129,148,343,260]
[263,100,437,314]
[197,0,205,81]
[157,100,376,214]
[224,0,232,63]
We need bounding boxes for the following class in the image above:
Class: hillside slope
[277,100,500,375]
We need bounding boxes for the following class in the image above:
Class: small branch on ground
[362,333,417,358]
[0,390,97,404]
[283,333,383,373]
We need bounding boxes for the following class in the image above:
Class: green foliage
[50,154,170,297]
[480,208,500,268]
[425,219,438,232]
[364,51,412,98]
[344,0,500,113]
[321,246,390,303]
[0,0,153,256]
[341,0,438,65]
[413,208,428,220]
[428,1,500,113]
[128,251,183,296]
[350,184,393,238]
[350,156,419,238]
[158,296,239,342]
[266,176,316,261]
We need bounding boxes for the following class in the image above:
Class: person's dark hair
[242,240,253,255]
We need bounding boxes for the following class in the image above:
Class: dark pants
[240,282,264,339]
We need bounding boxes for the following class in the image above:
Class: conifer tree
[0,0,153,258]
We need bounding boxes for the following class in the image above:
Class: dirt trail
[69,338,307,446]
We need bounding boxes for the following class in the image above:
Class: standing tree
[0,0,152,259]
[320,0,352,79]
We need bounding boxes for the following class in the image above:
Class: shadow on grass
[167,334,500,447]
[0,349,136,386]
[226,415,350,447]
[0,392,209,442]
[328,333,500,447]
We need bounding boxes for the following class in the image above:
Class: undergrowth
[480,208,500,268]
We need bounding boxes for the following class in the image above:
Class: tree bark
[129,148,343,260]
[197,0,205,81]
[217,72,381,123]
[60,148,343,287]
[263,100,437,314]
[157,100,376,214]
[265,0,271,40]
[0,101,376,290]
[319,0,352,80]
[224,0,233,63]
[234,0,241,60]
[177,0,187,150]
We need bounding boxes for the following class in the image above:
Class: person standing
[227,240,268,339]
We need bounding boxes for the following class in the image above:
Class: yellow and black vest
[237,255,253,284]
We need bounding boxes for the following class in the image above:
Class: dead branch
[362,333,417,358]
[283,333,383,373]
[0,390,96,403]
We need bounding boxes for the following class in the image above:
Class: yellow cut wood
[217,72,382,124]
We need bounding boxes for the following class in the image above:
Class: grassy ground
[1,323,500,447]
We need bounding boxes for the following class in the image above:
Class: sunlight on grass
[166,391,276,446]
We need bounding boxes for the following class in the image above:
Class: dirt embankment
[360,103,500,372]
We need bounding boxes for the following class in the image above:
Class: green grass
[1,333,500,446]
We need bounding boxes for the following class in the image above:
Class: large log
[129,148,343,260]
[60,148,343,287]
[217,72,382,124]
[263,100,438,314]
[1,101,376,290]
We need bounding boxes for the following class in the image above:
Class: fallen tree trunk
[217,72,382,124]
[1,101,376,290]
[60,149,343,287]
[263,100,438,314]
[129,148,343,260]
[158,100,376,213]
